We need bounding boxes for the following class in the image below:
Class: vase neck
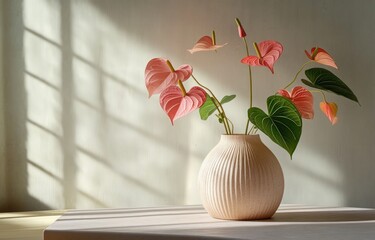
[220,134,261,144]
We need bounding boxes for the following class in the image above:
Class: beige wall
[3,0,375,211]
[0,0,7,210]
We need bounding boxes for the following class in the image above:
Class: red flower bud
[235,18,247,38]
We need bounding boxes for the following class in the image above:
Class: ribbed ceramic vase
[198,134,284,220]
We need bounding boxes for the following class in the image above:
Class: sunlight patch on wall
[26,122,63,179]
[23,0,61,44]
[24,27,61,89]
[284,149,345,206]
[71,1,101,63]
[27,162,63,209]
[183,117,217,204]
[74,100,105,159]
[103,75,148,129]
[101,35,144,92]
[105,117,185,186]
[75,149,170,208]
[23,0,63,209]
[71,0,148,94]
[76,190,107,209]
[73,57,101,108]
[25,73,62,135]
[69,1,191,207]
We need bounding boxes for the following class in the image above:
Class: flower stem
[191,74,231,134]
[227,118,235,134]
[243,37,253,134]
[283,61,311,90]
[310,89,327,102]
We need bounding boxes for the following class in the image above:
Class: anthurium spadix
[145,58,193,97]
[160,86,206,124]
[305,47,338,69]
[241,40,283,74]
[188,31,227,54]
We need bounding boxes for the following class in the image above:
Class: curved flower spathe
[305,47,338,69]
[241,40,283,74]
[145,58,192,97]
[188,33,227,54]
[320,101,338,125]
[160,86,206,125]
[278,86,314,119]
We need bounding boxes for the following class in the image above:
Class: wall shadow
[3,0,29,211]
[266,209,375,222]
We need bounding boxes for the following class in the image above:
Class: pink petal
[278,86,314,119]
[307,47,338,69]
[304,50,312,59]
[241,56,262,66]
[188,36,227,54]
[159,86,206,124]
[145,58,192,97]
[278,89,291,98]
[258,40,283,73]
[241,40,283,74]
[320,101,338,125]
[290,87,314,119]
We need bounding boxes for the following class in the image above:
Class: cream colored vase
[198,134,284,220]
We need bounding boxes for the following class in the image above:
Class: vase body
[198,134,284,220]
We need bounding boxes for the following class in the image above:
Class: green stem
[283,61,311,90]
[192,74,231,134]
[227,118,235,134]
[310,89,327,102]
[244,38,252,108]
[243,37,253,134]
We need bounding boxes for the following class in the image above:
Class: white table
[44,205,375,240]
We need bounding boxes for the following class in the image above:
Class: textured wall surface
[0,0,7,211]
[2,0,375,211]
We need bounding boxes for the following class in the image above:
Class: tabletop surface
[44,204,375,240]
[0,210,63,240]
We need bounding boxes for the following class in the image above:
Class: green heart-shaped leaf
[220,95,236,104]
[199,94,236,120]
[303,68,359,103]
[248,96,302,158]
[199,95,215,120]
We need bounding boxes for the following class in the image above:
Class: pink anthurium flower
[160,86,206,124]
[241,40,283,74]
[320,101,338,125]
[278,86,314,119]
[188,31,227,54]
[305,47,338,69]
[145,58,193,97]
